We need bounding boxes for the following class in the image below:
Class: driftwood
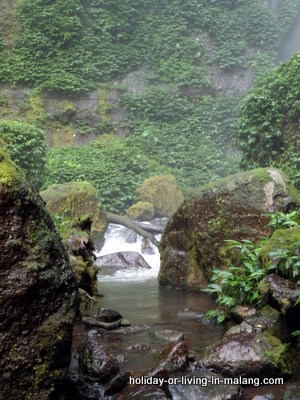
[106,212,160,247]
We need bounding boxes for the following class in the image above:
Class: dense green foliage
[0,0,299,92]
[0,120,46,188]
[235,53,300,188]
[44,93,240,213]
[43,135,169,213]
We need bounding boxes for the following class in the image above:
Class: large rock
[258,274,300,329]
[135,175,184,218]
[96,251,151,271]
[201,332,291,377]
[41,181,107,249]
[159,168,300,290]
[77,339,119,383]
[0,148,78,400]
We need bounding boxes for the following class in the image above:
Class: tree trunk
[106,212,160,247]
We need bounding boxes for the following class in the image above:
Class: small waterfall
[95,223,162,282]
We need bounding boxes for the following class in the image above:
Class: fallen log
[106,212,160,247]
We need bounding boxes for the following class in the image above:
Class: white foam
[95,223,161,282]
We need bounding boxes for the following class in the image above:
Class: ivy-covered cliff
[0,0,299,212]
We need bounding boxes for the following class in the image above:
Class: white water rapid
[95,223,162,282]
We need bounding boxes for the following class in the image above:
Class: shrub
[0,119,46,188]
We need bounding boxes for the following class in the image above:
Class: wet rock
[136,175,184,218]
[201,332,291,377]
[159,168,300,290]
[82,316,122,330]
[159,341,189,373]
[0,148,78,400]
[151,329,184,342]
[131,343,150,351]
[230,305,258,322]
[141,366,171,398]
[104,371,132,396]
[283,382,300,400]
[226,306,283,337]
[97,307,123,322]
[177,308,205,320]
[88,330,102,338]
[77,339,119,383]
[251,394,274,400]
[95,251,151,271]
[56,375,102,400]
[116,385,170,399]
[259,274,300,328]
[169,370,242,400]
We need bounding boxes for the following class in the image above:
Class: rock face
[0,148,78,400]
[41,181,107,249]
[159,168,300,290]
[135,175,184,218]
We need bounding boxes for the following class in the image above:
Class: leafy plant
[267,243,300,280]
[203,239,266,310]
[0,119,46,188]
[267,210,300,230]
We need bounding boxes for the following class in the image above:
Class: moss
[26,90,45,122]
[128,201,154,221]
[98,87,112,123]
[136,175,184,218]
[0,151,19,185]
[263,333,291,375]
[260,226,300,260]
[51,123,76,147]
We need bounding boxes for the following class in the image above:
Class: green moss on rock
[0,147,78,400]
[128,201,154,221]
[136,175,184,218]
[41,181,107,249]
[159,168,300,291]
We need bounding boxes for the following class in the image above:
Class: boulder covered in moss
[259,226,300,281]
[0,148,78,400]
[128,201,155,221]
[136,175,184,218]
[159,168,300,291]
[41,181,107,249]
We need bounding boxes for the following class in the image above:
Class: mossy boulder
[136,175,184,218]
[201,332,291,377]
[259,226,300,281]
[159,168,300,291]
[128,201,155,221]
[41,181,107,249]
[0,148,78,400]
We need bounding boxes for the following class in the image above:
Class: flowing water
[71,223,295,399]
[89,223,224,375]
